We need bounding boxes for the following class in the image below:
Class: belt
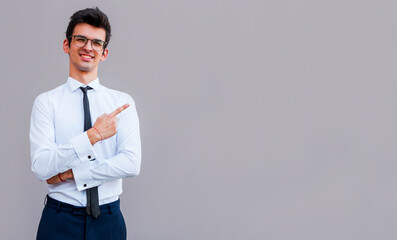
[45,195,120,215]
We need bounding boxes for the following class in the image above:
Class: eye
[93,41,103,47]
[75,36,87,43]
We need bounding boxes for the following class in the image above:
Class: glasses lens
[92,40,104,51]
[74,36,87,47]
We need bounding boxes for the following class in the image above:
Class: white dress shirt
[30,77,141,206]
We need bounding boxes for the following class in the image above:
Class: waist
[47,179,122,206]
[45,196,120,215]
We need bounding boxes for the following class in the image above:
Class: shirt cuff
[70,132,97,164]
[73,160,101,191]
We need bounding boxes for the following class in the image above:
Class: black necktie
[80,86,100,218]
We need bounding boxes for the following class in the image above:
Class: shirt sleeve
[30,93,97,181]
[72,95,142,191]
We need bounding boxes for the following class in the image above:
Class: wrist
[87,128,101,145]
[92,126,103,142]
[58,173,66,182]
[66,169,74,180]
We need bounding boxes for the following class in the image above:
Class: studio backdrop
[1,0,397,239]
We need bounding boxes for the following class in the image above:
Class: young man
[30,7,141,240]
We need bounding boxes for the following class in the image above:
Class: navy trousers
[36,196,127,240]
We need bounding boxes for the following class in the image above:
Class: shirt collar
[67,76,100,92]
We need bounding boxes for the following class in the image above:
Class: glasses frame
[68,35,107,52]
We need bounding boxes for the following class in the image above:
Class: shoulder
[33,83,67,107]
[34,83,67,101]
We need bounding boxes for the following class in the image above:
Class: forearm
[72,102,140,190]
[43,128,101,182]
[32,146,78,181]
[73,149,141,191]
[46,149,140,186]
[31,132,96,181]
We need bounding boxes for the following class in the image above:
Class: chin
[78,67,91,72]
[77,64,94,72]
[71,60,97,73]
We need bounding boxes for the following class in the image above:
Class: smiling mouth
[79,53,94,60]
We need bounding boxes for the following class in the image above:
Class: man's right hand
[87,104,130,145]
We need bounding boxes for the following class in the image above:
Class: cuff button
[88,155,91,159]
[83,184,87,187]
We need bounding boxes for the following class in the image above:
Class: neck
[69,70,98,85]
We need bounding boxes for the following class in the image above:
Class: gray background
[1,0,397,239]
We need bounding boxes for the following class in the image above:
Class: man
[30,7,141,240]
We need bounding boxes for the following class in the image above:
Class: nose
[83,40,94,51]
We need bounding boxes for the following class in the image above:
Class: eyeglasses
[68,35,107,52]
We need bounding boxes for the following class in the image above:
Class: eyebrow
[75,35,105,42]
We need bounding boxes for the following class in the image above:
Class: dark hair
[66,7,111,49]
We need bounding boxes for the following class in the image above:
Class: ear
[100,48,109,61]
[63,39,70,54]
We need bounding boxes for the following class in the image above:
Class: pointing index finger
[109,104,130,118]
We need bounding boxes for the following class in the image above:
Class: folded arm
[30,94,97,181]
[32,95,141,190]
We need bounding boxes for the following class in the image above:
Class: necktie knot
[80,86,93,94]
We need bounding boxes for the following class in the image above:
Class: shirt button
[83,184,87,187]
[88,155,91,159]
